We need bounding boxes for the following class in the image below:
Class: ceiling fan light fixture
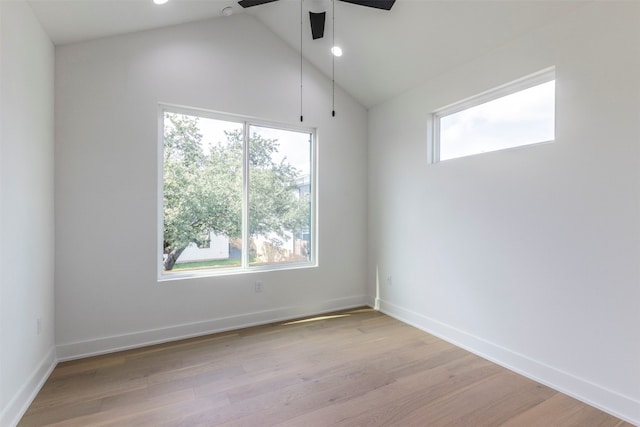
[331,46,343,57]
[153,0,169,5]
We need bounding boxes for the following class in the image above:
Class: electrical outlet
[254,281,263,293]
[386,275,393,286]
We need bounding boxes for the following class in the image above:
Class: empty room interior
[1,0,639,425]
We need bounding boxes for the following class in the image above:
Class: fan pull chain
[300,0,304,122]
[332,0,336,117]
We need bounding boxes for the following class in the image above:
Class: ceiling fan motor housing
[309,11,326,40]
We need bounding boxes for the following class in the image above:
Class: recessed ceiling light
[221,6,233,16]
[153,0,169,5]
[331,46,343,57]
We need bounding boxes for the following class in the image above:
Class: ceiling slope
[29,0,584,108]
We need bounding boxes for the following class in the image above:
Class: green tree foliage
[163,113,309,270]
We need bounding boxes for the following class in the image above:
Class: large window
[432,68,555,162]
[159,106,314,278]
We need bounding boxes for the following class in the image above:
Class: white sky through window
[197,117,242,152]
[249,125,311,175]
[439,80,555,161]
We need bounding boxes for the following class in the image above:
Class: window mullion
[242,122,250,269]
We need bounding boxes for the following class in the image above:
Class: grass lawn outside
[171,258,241,271]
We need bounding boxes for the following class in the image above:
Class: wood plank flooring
[19,308,633,426]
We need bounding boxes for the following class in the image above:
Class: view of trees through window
[162,110,313,275]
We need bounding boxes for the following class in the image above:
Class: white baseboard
[57,296,369,362]
[0,346,57,427]
[377,299,640,426]
[364,294,376,308]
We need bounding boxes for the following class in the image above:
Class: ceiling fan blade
[338,0,395,10]
[309,11,326,40]
[238,0,279,8]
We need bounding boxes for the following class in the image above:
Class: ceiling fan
[238,0,396,40]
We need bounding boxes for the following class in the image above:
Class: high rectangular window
[432,68,556,162]
[159,107,314,279]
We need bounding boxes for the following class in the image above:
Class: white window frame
[430,67,556,163]
[157,104,317,281]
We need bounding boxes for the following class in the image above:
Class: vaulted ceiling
[28,0,584,108]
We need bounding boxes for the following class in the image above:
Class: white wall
[0,1,56,426]
[55,14,368,359]
[368,2,640,424]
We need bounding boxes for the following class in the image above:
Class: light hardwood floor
[20,308,633,426]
